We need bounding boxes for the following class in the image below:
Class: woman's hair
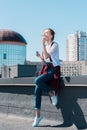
[47,28,55,41]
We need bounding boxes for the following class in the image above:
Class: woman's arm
[36,51,45,63]
[42,38,50,59]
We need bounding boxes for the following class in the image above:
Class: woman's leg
[35,72,54,92]
[33,72,54,127]
[34,72,54,117]
[33,71,59,127]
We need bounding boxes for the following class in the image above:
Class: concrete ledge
[0,86,87,129]
[0,75,87,86]
[0,77,35,86]
[63,75,87,86]
[0,76,87,129]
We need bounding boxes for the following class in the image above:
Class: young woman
[32,28,60,127]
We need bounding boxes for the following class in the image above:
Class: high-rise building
[66,31,87,61]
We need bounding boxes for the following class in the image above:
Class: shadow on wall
[55,78,87,130]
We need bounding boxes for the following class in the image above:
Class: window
[3,53,7,59]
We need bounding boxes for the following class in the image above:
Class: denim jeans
[34,70,54,110]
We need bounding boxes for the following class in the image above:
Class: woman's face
[43,29,52,42]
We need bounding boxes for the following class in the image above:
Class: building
[78,32,87,60]
[66,31,87,61]
[1,60,42,78]
[61,61,87,76]
[2,64,36,78]
[25,61,43,73]
[0,30,27,74]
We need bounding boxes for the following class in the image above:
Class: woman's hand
[42,36,46,45]
[36,51,45,63]
[36,51,40,57]
[42,36,50,59]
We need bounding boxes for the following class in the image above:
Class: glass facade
[79,37,85,60]
[78,33,87,61]
[0,43,26,73]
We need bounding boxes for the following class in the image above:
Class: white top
[45,42,60,67]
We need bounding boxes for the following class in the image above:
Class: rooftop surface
[0,114,78,130]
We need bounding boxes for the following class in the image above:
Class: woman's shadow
[54,77,87,129]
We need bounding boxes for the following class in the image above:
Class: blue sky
[0,0,87,61]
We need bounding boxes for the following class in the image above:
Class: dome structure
[0,30,27,44]
[0,29,27,74]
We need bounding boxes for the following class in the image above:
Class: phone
[36,51,39,56]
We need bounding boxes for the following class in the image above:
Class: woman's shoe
[50,91,58,106]
[32,116,43,127]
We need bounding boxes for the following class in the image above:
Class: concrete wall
[0,83,87,129]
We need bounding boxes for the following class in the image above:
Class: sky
[0,0,87,61]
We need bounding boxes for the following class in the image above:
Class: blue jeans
[34,70,54,110]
